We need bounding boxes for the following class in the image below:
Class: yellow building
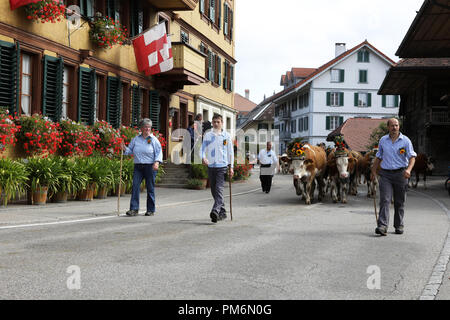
[0,0,236,158]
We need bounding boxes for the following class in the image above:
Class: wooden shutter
[217,56,221,86]
[382,95,386,107]
[339,92,344,106]
[354,93,359,106]
[230,64,234,91]
[357,51,362,62]
[42,55,63,122]
[0,41,20,115]
[78,67,96,125]
[200,0,204,13]
[229,8,233,40]
[210,52,215,83]
[367,93,372,107]
[217,0,221,28]
[223,60,228,89]
[223,2,228,35]
[131,85,141,127]
[326,116,330,130]
[149,90,160,131]
[326,92,331,106]
[304,117,308,131]
[209,0,215,20]
[106,76,122,129]
[394,95,399,107]
[339,69,345,82]
[339,117,344,126]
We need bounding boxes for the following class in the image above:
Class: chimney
[335,43,346,57]
[245,89,250,100]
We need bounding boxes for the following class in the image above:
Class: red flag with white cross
[132,23,173,76]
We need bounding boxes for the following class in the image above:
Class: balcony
[280,131,292,140]
[146,0,197,11]
[154,42,206,93]
[426,107,450,126]
[278,111,291,120]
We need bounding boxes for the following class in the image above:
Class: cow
[410,153,434,189]
[279,154,291,175]
[289,143,327,205]
[349,150,363,195]
[359,148,379,198]
[327,148,357,203]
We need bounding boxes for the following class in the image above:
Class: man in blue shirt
[371,118,416,236]
[201,114,234,223]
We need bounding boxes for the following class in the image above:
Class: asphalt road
[0,174,448,300]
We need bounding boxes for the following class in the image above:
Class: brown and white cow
[349,150,363,195]
[410,153,434,189]
[290,143,327,205]
[327,148,357,203]
[279,154,291,175]
[359,148,379,198]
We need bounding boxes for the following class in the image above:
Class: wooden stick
[229,165,233,221]
[117,148,123,216]
[373,184,378,224]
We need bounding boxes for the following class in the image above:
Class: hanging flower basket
[89,13,128,49]
[24,0,66,24]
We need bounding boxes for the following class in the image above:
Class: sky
[234,0,425,104]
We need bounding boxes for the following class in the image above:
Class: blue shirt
[376,133,417,170]
[201,130,234,168]
[124,134,163,164]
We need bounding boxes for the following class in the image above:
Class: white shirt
[258,149,278,165]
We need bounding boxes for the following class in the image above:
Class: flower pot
[52,191,68,203]
[95,186,108,199]
[112,184,125,196]
[32,186,48,205]
[78,184,95,201]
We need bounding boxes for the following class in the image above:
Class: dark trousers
[208,166,228,214]
[378,169,408,229]
[260,175,273,192]
[130,163,157,212]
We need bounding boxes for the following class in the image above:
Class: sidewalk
[0,169,261,227]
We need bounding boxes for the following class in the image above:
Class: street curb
[411,190,450,300]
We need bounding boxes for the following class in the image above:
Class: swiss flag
[132,23,173,76]
[10,0,41,11]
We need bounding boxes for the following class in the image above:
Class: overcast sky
[234,0,425,104]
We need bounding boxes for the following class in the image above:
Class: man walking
[371,118,416,236]
[201,114,234,223]
[258,141,278,193]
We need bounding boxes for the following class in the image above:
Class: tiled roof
[292,68,317,78]
[327,118,387,152]
[238,103,275,130]
[234,93,258,112]
[395,57,450,68]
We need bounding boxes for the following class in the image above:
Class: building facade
[273,41,400,155]
[0,0,236,159]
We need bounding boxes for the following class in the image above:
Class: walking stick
[373,181,378,224]
[229,165,233,221]
[117,148,123,216]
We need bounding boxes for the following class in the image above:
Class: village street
[0,169,449,300]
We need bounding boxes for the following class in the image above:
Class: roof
[234,93,258,113]
[273,40,396,103]
[237,103,275,130]
[396,0,450,58]
[280,68,317,85]
[326,118,386,152]
[378,57,450,95]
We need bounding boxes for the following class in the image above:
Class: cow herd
[279,141,434,205]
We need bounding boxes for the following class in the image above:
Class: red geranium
[24,0,66,24]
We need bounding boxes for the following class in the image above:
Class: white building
[273,41,400,154]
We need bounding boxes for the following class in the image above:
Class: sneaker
[395,227,404,234]
[145,212,154,216]
[210,211,219,223]
[375,226,387,236]
[126,209,138,216]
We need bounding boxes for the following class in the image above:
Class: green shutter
[217,56,221,86]
[210,0,215,20]
[230,65,234,91]
[200,0,204,13]
[395,95,399,107]
[223,2,228,35]
[354,93,359,106]
[149,90,160,131]
[339,69,345,82]
[382,95,386,107]
[339,92,344,106]
[368,93,372,107]
[223,61,228,89]
[229,9,233,40]
[42,55,63,122]
[218,0,221,28]
[131,85,141,127]
[339,117,344,125]
[326,116,330,130]
[78,67,96,125]
[357,51,362,62]
[0,41,20,115]
[106,76,122,129]
[326,92,331,106]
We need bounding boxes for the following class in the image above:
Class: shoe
[375,226,387,236]
[210,211,219,223]
[395,227,404,234]
[145,212,154,216]
[265,191,270,193]
[219,212,227,221]
[126,209,138,216]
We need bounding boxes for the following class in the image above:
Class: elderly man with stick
[201,114,234,223]
[121,118,163,217]
[371,118,416,236]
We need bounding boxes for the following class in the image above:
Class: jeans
[378,169,408,229]
[130,163,157,212]
[208,166,228,214]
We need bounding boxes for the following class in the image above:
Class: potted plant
[108,158,125,196]
[23,156,58,205]
[186,178,206,190]
[74,157,99,201]
[121,158,135,194]
[0,158,28,206]
[0,109,19,156]
[191,163,208,188]
[90,157,114,199]
[24,0,66,24]
[89,13,128,49]
[63,157,89,200]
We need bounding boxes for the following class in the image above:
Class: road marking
[0,188,261,230]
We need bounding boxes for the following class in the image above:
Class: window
[331,69,344,83]
[149,90,160,131]
[20,53,32,116]
[106,76,122,128]
[298,118,303,132]
[78,67,96,125]
[200,0,223,30]
[80,0,94,17]
[226,116,231,130]
[357,49,370,62]
[180,29,189,44]
[326,92,344,107]
[354,92,372,107]
[359,70,368,83]
[291,98,297,111]
[158,14,169,35]
[291,120,296,133]
[326,116,344,130]
[131,85,141,127]
[304,92,309,107]
[107,0,120,23]
[94,74,100,121]
[303,117,309,131]
[42,55,63,122]
[382,95,399,108]
[130,0,143,37]
[62,66,69,119]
